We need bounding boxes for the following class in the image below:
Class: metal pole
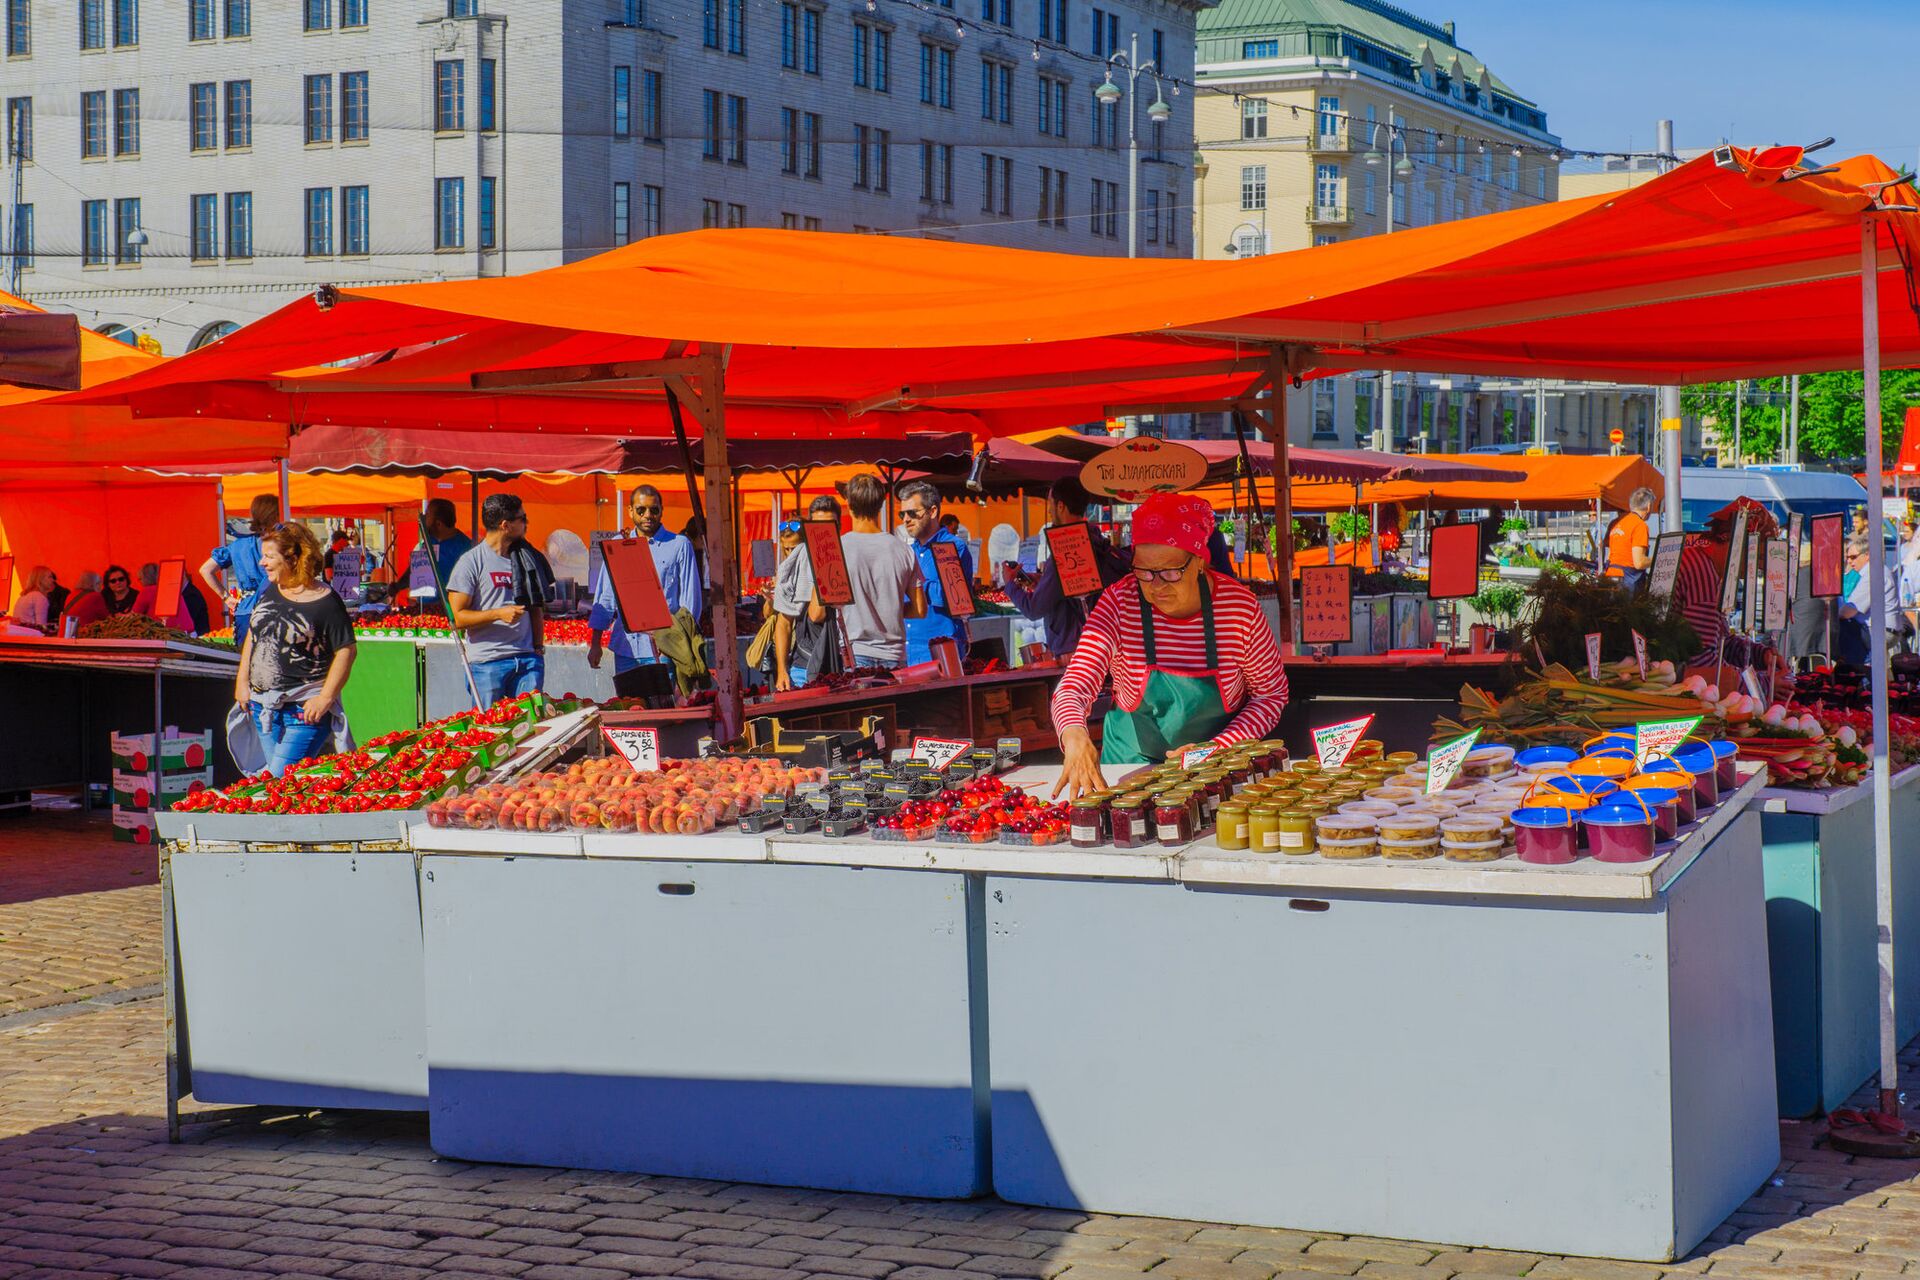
[1789,373,1801,466]
[1534,381,1546,449]
[1267,350,1296,653]
[1657,119,1683,534]
[1733,380,1743,467]
[1862,215,1898,1119]
[277,458,291,523]
[1126,31,1138,259]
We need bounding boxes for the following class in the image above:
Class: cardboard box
[110,806,156,844]
[111,768,213,811]
[109,728,213,773]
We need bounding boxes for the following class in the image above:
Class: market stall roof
[27,145,1919,451]
[1289,452,1667,512]
[1026,434,1520,485]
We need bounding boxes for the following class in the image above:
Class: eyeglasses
[632,504,662,516]
[1131,556,1195,585]
[106,575,129,585]
[900,506,931,520]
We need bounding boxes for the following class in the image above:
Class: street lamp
[1363,116,1415,447]
[1095,32,1170,258]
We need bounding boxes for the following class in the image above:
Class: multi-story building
[0,0,1209,353]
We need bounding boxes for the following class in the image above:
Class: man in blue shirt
[587,485,707,696]
[410,498,475,611]
[895,479,973,666]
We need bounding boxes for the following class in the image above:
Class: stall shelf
[750,666,1063,753]
[1758,765,1920,1116]
[983,768,1775,1264]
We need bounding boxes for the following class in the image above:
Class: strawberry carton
[111,805,156,844]
[110,728,212,773]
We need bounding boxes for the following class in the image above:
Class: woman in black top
[102,565,139,615]
[233,524,357,775]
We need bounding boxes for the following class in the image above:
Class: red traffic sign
[1609,428,1625,445]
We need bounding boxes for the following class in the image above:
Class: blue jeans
[471,652,544,708]
[253,701,332,778]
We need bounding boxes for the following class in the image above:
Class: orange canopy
[29,146,1916,459]
[1291,452,1668,513]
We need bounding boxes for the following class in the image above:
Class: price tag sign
[1786,512,1805,604]
[1647,532,1685,601]
[1425,728,1481,796]
[1313,714,1374,768]
[912,736,973,769]
[1742,666,1765,701]
[803,520,855,607]
[1044,521,1105,598]
[1299,564,1354,645]
[0,553,14,616]
[1720,506,1749,617]
[330,546,365,605]
[1181,744,1219,769]
[1585,631,1603,681]
[1743,530,1765,634]
[1763,538,1789,632]
[603,726,660,772]
[1634,715,1701,768]
[1426,523,1482,600]
[931,541,976,619]
[601,536,675,634]
[153,558,186,621]
[1809,513,1844,598]
[1632,629,1648,680]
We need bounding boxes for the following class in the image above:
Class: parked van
[1675,466,1867,531]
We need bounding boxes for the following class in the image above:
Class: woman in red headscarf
[1050,493,1289,799]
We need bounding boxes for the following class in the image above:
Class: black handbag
[790,606,845,679]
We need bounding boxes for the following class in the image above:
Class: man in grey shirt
[447,493,544,707]
[835,474,925,667]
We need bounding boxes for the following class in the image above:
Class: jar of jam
[1386,750,1419,768]
[1247,803,1283,853]
[1155,796,1197,846]
[1192,773,1227,818]
[1214,802,1250,850]
[1290,761,1322,778]
[1109,794,1154,848]
[1069,799,1107,848]
[1275,808,1316,854]
[1292,777,1333,798]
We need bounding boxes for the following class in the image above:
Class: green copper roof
[1200,0,1538,108]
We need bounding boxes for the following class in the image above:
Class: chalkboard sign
[1044,521,1105,598]
[1426,523,1481,600]
[931,541,976,618]
[601,536,674,634]
[1809,513,1844,598]
[1299,564,1353,644]
[1647,532,1685,601]
[803,520,854,607]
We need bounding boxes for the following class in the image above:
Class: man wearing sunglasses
[588,485,707,696]
[895,479,973,666]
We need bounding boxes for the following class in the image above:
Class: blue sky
[1432,0,1918,166]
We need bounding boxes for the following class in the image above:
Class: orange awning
[1291,452,1668,513]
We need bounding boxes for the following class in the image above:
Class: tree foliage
[1681,370,1920,465]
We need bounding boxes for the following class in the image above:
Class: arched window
[96,322,137,346]
[189,320,239,349]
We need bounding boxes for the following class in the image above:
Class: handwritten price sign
[1632,629,1648,680]
[603,726,660,772]
[1181,744,1219,769]
[912,736,973,769]
[1313,714,1373,768]
[1425,728,1481,795]
[803,521,855,607]
[1634,715,1701,769]
[1585,631,1603,681]
[1299,564,1354,645]
[931,541,976,618]
[1044,522,1105,598]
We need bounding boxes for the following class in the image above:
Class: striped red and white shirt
[1674,538,1728,668]
[1051,571,1289,746]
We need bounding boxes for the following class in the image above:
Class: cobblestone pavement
[6,813,1920,1280]
[0,809,161,1017]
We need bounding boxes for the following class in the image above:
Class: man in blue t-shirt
[588,485,707,697]
[895,479,972,666]
[411,498,475,610]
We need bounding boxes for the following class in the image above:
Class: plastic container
[1638,762,1699,825]
[870,821,937,842]
[1441,814,1505,845]
[1214,802,1250,850]
[1375,812,1441,843]
[1516,745,1580,774]
[1379,835,1442,860]
[1338,800,1399,819]
[1512,806,1580,864]
[1461,745,1517,779]
[1535,774,1619,804]
[1363,785,1421,805]
[1568,754,1634,782]
[1442,836,1506,862]
[1673,745,1723,808]
[1317,834,1377,860]
[1581,798,1657,863]
[1406,798,1462,819]
[1615,777,1682,840]
[1704,739,1739,789]
[1315,812,1378,843]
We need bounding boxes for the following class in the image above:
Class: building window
[114,196,139,262]
[82,199,107,264]
[447,0,475,13]
[1241,38,1276,58]
[725,94,746,164]
[982,0,1008,23]
[304,74,333,143]
[112,87,137,155]
[304,0,329,30]
[190,193,216,259]
[641,69,662,141]
[980,60,1011,122]
[642,184,661,238]
[725,202,744,227]
[854,21,891,91]
[984,153,1011,214]
[1103,179,1117,237]
[702,199,721,228]
[10,204,31,268]
[853,123,868,187]
[479,58,497,130]
[1037,75,1066,137]
[1315,162,1340,211]
[1091,94,1117,148]
[613,181,631,245]
[1362,168,1375,215]
[1087,178,1102,237]
[780,211,797,229]
[479,175,496,248]
[4,98,28,161]
[1089,6,1116,58]
[702,89,720,159]
[802,111,820,177]
[435,176,464,248]
[613,66,631,138]
[725,0,744,54]
[225,190,251,257]
[340,71,368,141]
[80,92,106,158]
[1317,94,1339,140]
[80,0,103,49]
[1053,167,1067,227]
[780,3,797,68]
[1241,164,1265,211]
[1038,0,1065,42]
[434,60,464,131]
[1241,99,1266,139]
[342,0,366,27]
[702,0,718,48]
[224,80,251,148]
[224,0,248,37]
[919,42,952,108]
[780,107,797,174]
[872,127,889,191]
[189,0,213,39]
[919,140,951,204]
[1145,189,1159,242]
[1152,28,1163,70]
[342,184,368,253]
[1164,188,1176,248]
[304,186,333,255]
[6,0,28,56]
[801,6,819,73]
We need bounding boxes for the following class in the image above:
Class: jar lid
[1071,799,1103,810]
[1465,745,1516,766]
[1376,813,1441,835]
[1441,815,1505,838]
[1511,805,1576,829]
[1515,745,1579,768]
[1582,803,1654,828]
[1314,813,1377,833]
[1217,801,1250,816]
[1338,800,1399,818]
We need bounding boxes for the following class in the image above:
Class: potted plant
[1498,515,1530,546]
[1468,581,1528,649]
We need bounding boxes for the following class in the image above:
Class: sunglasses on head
[779,520,803,535]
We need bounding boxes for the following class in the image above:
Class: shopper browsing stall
[11,565,53,633]
[411,498,475,607]
[896,479,973,665]
[233,524,356,776]
[771,495,843,690]
[447,493,544,707]
[199,494,278,646]
[1051,492,1289,799]
[586,485,705,697]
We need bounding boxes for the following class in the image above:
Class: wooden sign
[1647,532,1685,601]
[153,558,186,621]
[1786,512,1804,604]
[1078,437,1210,501]
[1763,538,1789,632]
[603,726,660,771]
[1044,521,1105,598]
[1719,506,1748,617]
[1426,523,1481,600]
[1809,513,1844,598]
[803,520,854,607]
[1299,564,1353,644]
[931,541,976,618]
[601,536,675,634]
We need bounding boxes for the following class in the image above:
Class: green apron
[1100,575,1235,765]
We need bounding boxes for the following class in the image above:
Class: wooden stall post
[668,347,742,743]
